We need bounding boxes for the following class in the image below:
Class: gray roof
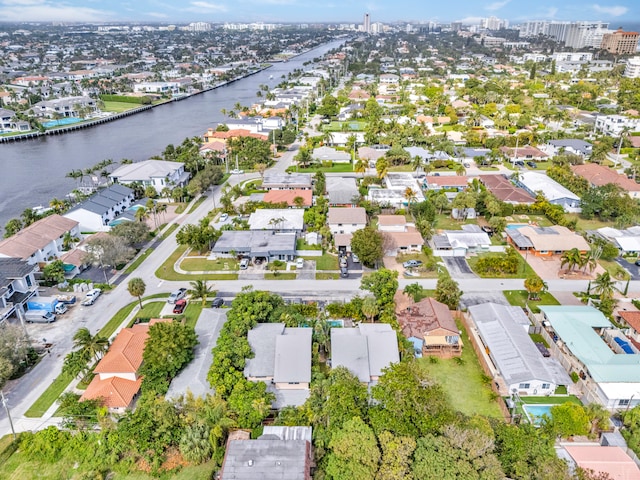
[469,303,571,387]
[548,139,592,155]
[245,323,285,378]
[262,426,312,443]
[67,184,133,216]
[326,177,359,205]
[0,108,15,118]
[0,257,33,291]
[506,228,534,248]
[221,438,310,480]
[312,146,351,162]
[274,328,312,383]
[212,231,296,257]
[263,173,312,189]
[110,159,184,181]
[331,323,399,383]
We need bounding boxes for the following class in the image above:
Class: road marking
[157,280,164,287]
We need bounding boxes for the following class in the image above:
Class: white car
[82,288,102,306]
[168,288,187,304]
[230,169,244,175]
[296,258,305,269]
[351,253,360,263]
[220,213,229,222]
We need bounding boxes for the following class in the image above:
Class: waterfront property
[468,303,571,396]
[63,184,135,232]
[0,257,38,323]
[109,159,191,195]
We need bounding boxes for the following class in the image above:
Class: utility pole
[1,390,16,439]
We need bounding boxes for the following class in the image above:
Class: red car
[173,299,187,314]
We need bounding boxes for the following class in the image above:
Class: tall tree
[361,268,399,307]
[351,227,383,268]
[325,416,381,480]
[127,277,146,309]
[435,273,462,309]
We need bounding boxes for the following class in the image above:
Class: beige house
[507,225,589,257]
[377,215,424,256]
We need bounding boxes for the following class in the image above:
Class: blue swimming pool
[523,404,552,424]
[42,117,82,128]
[506,224,526,230]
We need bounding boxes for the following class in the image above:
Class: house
[220,426,313,480]
[572,163,640,199]
[326,177,359,207]
[540,305,640,410]
[431,225,491,256]
[244,323,312,408]
[368,188,417,208]
[595,114,640,136]
[377,215,423,256]
[499,145,548,161]
[262,173,313,191]
[517,172,581,212]
[395,292,462,358]
[211,231,296,262]
[63,185,135,232]
[616,311,640,348]
[559,445,640,480]
[0,215,80,265]
[80,319,170,412]
[133,81,179,94]
[30,96,96,119]
[506,225,589,256]
[0,108,15,130]
[109,160,190,195]
[480,175,536,205]
[0,257,38,323]
[469,303,571,396]
[248,209,304,232]
[331,323,399,385]
[263,189,312,208]
[596,226,640,255]
[203,128,268,144]
[357,146,387,166]
[327,207,366,235]
[312,146,351,164]
[544,139,592,158]
[423,175,470,191]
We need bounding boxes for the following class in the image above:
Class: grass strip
[124,248,154,275]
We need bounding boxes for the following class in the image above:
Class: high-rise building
[187,22,212,32]
[564,21,609,49]
[481,16,508,30]
[601,29,640,55]
[363,13,371,34]
[625,57,640,78]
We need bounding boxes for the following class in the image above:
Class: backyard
[102,101,141,113]
[418,320,503,418]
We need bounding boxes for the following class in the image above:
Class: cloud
[146,11,169,18]
[591,4,628,16]
[189,1,228,11]
[0,3,113,21]
[485,0,510,11]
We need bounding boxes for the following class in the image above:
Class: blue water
[42,117,82,128]
[523,404,552,424]
[506,224,526,230]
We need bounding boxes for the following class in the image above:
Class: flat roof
[519,172,580,202]
[248,208,304,231]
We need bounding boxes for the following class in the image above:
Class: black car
[340,266,348,278]
[635,259,640,267]
[211,297,224,308]
[514,160,524,167]
[527,161,537,168]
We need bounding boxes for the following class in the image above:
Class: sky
[0,0,638,25]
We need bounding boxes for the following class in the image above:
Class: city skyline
[0,0,638,24]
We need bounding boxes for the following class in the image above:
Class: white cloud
[1,0,46,5]
[591,4,628,16]
[544,7,559,18]
[485,0,510,11]
[189,1,228,11]
[146,11,169,18]
[0,4,113,21]
[457,16,483,24]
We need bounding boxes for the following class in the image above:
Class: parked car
[463,162,471,168]
[340,266,349,278]
[25,310,56,323]
[173,299,187,314]
[527,161,537,168]
[168,288,187,304]
[402,260,423,268]
[230,169,244,175]
[339,256,348,268]
[220,213,229,222]
[211,297,224,308]
[351,253,360,263]
[635,259,640,266]
[82,288,102,306]
[296,258,305,269]
[514,160,525,167]
[239,258,250,270]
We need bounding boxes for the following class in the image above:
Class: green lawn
[316,272,339,280]
[411,289,436,301]
[102,101,141,113]
[467,252,536,279]
[264,272,296,280]
[529,333,550,348]
[135,301,164,320]
[182,302,204,328]
[181,257,238,272]
[564,213,613,232]
[418,319,503,418]
[503,290,560,313]
[188,196,208,214]
[598,259,631,281]
[322,120,368,132]
[160,223,180,240]
[296,238,321,250]
[435,214,478,231]
[157,246,239,280]
[303,254,339,270]
[24,371,74,418]
[290,163,354,173]
[124,248,154,274]
[520,395,582,405]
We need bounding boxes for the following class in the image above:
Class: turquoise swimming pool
[523,404,552,424]
[42,117,82,128]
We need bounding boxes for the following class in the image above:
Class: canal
[0,39,344,228]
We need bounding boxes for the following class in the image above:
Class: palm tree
[72,327,109,362]
[127,277,146,309]
[65,169,83,186]
[354,157,367,177]
[134,206,149,223]
[189,279,213,306]
[313,319,332,357]
[362,296,379,322]
[404,187,417,208]
[403,282,424,301]
[581,251,597,274]
[593,271,618,303]
[560,248,582,272]
[376,157,389,179]
[411,155,423,174]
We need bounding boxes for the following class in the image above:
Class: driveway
[615,258,640,281]
[166,308,227,399]
[442,256,477,279]
[297,259,315,280]
[459,291,509,310]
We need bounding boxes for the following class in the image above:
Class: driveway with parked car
[615,257,640,280]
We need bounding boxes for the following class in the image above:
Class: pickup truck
[55,294,77,305]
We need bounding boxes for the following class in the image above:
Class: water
[0,39,345,228]
[41,117,82,128]
[523,404,552,424]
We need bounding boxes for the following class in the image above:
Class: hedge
[99,95,152,105]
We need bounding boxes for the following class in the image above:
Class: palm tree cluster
[62,327,109,381]
[560,248,597,274]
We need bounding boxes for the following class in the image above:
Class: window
[7,284,14,295]
[26,276,32,287]
[619,399,631,406]
[542,383,550,389]
[518,383,530,389]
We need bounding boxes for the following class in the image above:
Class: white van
[25,310,56,323]
[239,258,250,270]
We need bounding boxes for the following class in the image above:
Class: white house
[109,159,190,195]
[133,82,180,94]
[327,207,367,235]
[0,215,80,265]
[0,257,38,323]
[595,114,640,136]
[63,184,135,232]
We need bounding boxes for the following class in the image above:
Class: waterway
[0,39,345,228]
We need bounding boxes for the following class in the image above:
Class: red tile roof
[80,376,142,409]
[395,295,458,338]
[572,163,640,192]
[619,311,640,333]
[94,324,150,375]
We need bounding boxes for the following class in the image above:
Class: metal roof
[274,329,312,384]
[470,303,571,387]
